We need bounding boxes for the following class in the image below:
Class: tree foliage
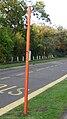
[0,27,14,62]
[0,0,26,31]
[0,0,67,63]
[30,24,67,58]
[32,1,51,22]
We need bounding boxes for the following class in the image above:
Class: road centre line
[0,62,66,80]
[0,71,33,80]
[37,68,45,71]
[64,62,67,64]
[62,70,67,72]
[49,68,54,70]
[55,65,58,67]
[0,77,10,80]
[0,74,67,116]
[37,66,55,71]
[45,67,49,69]
[0,86,17,94]
[16,73,24,76]
[50,65,54,68]
[29,71,33,73]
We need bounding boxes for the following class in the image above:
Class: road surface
[0,59,67,109]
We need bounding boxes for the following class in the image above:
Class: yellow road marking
[8,88,23,96]
[8,88,30,96]
[0,86,17,94]
[0,74,67,116]
[28,74,67,100]
[0,98,24,116]
[0,84,7,89]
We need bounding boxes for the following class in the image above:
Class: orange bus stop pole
[24,6,31,115]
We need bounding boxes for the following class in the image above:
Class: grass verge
[0,79,67,119]
[0,62,25,69]
[0,57,67,69]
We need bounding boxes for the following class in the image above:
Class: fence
[3,56,45,63]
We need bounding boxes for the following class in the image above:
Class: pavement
[63,112,67,119]
[60,111,67,119]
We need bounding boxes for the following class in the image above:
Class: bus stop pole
[24,5,31,116]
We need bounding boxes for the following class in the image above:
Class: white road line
[45,67,49,69]
[55,65,58,67]
[0,71,33,80]
[50,65,54,68]
[0,77,10,80]
[49,68,54,70]
[0,86,17,93]
[63,62,67,64]
[0,74,67,116]
[12,71,33,76]
[16,73,24,76]
[29,71,33,73]
[36,67,49,71]
[62,70,67,72]
[37,68,45,71]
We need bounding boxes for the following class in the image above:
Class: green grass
[0,57,67,69]
[0,62,25,69]
[1,79,67,119]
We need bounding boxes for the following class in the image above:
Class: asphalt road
[0,59,67,108]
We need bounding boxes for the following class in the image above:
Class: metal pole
[24,6,31,115]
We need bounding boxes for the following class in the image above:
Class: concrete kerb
[0,64,34,71]
[0,66,25,71]
[0,74,67,116]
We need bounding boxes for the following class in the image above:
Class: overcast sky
[31,0,67,28]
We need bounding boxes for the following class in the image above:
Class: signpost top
[24,0,33,6]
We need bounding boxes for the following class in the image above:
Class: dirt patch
[39,106,48,112]
[59,110,67,119]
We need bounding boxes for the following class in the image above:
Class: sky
[31,0,67,28]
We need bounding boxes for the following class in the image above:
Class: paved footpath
[62,111,67,119]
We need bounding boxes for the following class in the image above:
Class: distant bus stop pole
[24,5,31,115]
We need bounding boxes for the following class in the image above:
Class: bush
[0,52,4,63]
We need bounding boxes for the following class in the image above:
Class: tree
[0,0,26,32]
[0,27,14,62]
[30,24,56,58]
[0,1,50,31]
[0,0,26,61]
[32,1,50,22]
[0,44,5,63]
[55,27,67,57]
[0,0,51,62]
[30,24,44,58]
[42,26,57,57]
[13,31,25,60]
